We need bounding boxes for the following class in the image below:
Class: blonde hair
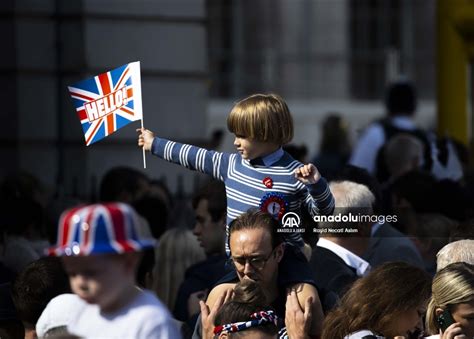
[426,262,474,335]
[227,93,294,144]
[153,228,205,310]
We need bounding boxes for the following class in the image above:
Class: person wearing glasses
[195,209,323,339]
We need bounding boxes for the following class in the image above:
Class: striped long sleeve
[151,137,230,181]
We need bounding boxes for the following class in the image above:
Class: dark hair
[11,257,71,328]
[133,195,168,239]
[0,197,44,236]
[229,209,283,249]
[390,170,438,213]
[192,180,227,222]
[136,248,154,289]
[322,262,431,339]
[385,81,417,115]
[99,167,149,203]
[214,279,278,337]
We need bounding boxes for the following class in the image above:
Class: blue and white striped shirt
[151,137,335,248]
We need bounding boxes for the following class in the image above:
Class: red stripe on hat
[108,204,134,252]
[60,206,83,248]
[82,206,94,249]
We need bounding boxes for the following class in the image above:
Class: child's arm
[295,163,335,216]
[138,128,230,181]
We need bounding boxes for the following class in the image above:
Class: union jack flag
[68,61,143,146]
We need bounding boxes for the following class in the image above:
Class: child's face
[62,254,131,311]
[233,135,278,160]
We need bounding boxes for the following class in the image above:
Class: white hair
[329,180,375,212]
[436,240,474,271]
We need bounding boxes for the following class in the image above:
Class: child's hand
[295,163,321,185]
[136,128,154,152]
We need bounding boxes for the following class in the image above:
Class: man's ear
[275,243,285,263]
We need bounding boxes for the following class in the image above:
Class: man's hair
[318,181,374,231]
[229,209,283,249]
[323,262,431,339]
[436,240,474,271]
[227,93,294,145]
[99,166,149,203]
[385,81,417,115]
[192,180,227,222]
[214,279,278,337]
[11,257,70,329]
[426,262,474,335]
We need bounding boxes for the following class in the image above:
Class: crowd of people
[1,83,474,338]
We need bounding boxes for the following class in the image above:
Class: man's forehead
[229,228,272,253]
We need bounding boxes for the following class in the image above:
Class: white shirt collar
[317,238,371,277]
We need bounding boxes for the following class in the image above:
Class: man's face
[229,228,283,288]
[62,254,130,311]
[193,199,225,255]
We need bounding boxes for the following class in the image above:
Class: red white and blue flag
[68,61,143,146]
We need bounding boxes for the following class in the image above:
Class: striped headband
[213,310,278,336]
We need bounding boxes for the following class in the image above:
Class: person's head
[411,213,455,263]
[322,262,431,339]
[227,94,293,160]
[436,240,474,271]
[36,294,81,339]
[385,81,417,116]
[153,227,206,310]
[426,262,474,337]
[132,195,168,239]
[99,166,150,203]
[229,210,284,290]
[192,181,227,255]
[11,257,70,334]
[384,134,424,179]
[214,279,279,339]
[319,181,374,247]
[49,203,155,313]
[319,113,350,155]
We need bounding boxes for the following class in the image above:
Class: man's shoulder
[310,246,357,277]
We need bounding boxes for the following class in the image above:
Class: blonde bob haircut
[425,262,474,335]
[227,93,294,144]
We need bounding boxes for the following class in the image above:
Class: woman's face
[450,300,474,338]
[388,305,427,338]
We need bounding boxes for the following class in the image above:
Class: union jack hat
[48,203,155,256]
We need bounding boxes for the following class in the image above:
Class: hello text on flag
[84,86,129,122]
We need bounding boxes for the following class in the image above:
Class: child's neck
[100,285,141,314]
[256,144,281,160]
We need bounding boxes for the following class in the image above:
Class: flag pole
[141,119,147,169]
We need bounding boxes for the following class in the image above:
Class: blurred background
[0,0,470,199]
